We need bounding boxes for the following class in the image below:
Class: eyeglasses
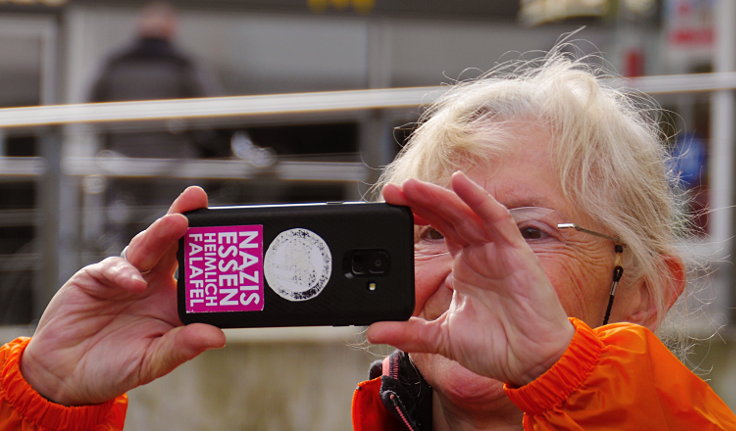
[415,206,625,326]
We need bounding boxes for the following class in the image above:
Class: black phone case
[177,202,415,328]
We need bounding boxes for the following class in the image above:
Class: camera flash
[367,282,377,291]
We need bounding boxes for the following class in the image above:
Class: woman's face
[410,122,628,407]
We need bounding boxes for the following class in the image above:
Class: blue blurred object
[669,132,707,188]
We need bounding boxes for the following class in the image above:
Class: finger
[167,186,208,215]
[366,317,445,355]
[401,180,467,242]
[381,183,406,205]
[416,280,454,317]
[141,323,226,385]
[401,179,486,246]
[125,214,189,273]
[140,243,181,297]
[382,183,431,226]
[450,172,523,246]
[156,241,182,279]
[81,257,147,294]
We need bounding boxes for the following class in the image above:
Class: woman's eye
[518,225,550,241]
[420,227,444,241]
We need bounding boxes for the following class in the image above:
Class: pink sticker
[183,225,264,313]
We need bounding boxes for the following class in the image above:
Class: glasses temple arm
[556,223,622,244]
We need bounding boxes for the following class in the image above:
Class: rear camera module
[346,250,390,276]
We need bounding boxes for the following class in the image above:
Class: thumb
[141,324,226,385]
[366,317,443,355]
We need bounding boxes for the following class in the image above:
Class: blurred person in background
[90,0,222,158]
[89,1,225,254]
[1,48,736,430]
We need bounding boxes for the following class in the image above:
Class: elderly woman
[352,53,736,429]
[1,52,735,430]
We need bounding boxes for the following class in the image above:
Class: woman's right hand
[21,186,226,406]
[368,172,574,386]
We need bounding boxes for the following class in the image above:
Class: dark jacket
[89,37,217,159]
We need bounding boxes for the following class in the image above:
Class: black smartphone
[177,202,415,328]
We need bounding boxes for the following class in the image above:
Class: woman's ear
[628,254,685,330]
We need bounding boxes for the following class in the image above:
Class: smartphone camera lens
[368,253,389,274]
[347,250,390,277]
[351,254,368,275]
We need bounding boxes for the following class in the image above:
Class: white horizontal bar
[0,74,733,129]
[61,156,366,181]
[612,71,736,94]
[0,209,38,226]
[0,157,47,176]
[0,86,446,128]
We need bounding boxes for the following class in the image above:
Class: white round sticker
[264,228,332,301]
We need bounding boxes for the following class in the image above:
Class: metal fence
[0,77,734,327]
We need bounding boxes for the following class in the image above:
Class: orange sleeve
[505,318,736,430]
[0,338,127,431]
[351,377,405,431]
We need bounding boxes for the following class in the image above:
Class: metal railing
[0,77,733,326]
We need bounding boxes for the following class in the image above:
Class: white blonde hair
[375,50,689,331]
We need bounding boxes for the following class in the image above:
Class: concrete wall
[124,331,379,431]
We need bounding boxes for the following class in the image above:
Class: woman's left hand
[367,172,574,386]
[20,187,225,405]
